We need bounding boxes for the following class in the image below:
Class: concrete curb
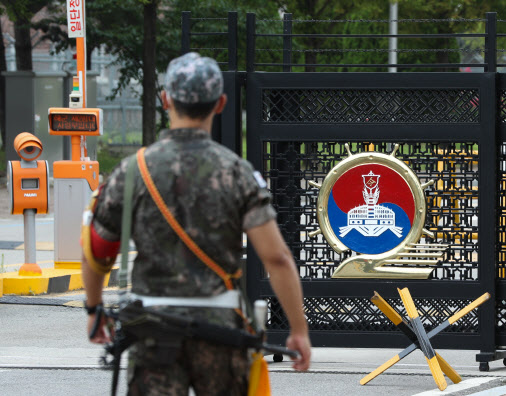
[0,267,118,295]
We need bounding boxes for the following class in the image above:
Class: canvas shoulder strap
[119,154,138,289]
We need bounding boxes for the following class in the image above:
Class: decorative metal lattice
[262,89,480,123]
[267,296,479,333]
[498,143,506,280]
[500,91,506,123]
[496,299,506,331]
[263,141,479,281]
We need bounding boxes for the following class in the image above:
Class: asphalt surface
[1,198,506,395]
[2,301,506,396]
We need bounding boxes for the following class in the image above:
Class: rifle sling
[118,303,298,358]
[119,302,262,350]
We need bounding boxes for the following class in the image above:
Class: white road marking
[412,378,500,396]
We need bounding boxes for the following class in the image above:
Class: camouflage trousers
[127,338,249,396]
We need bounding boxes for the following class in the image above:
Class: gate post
[210,12,240,152]
[485,12,497,73]
[217,72,241,153]
[228,11,238,72]
[476,12,504,371]
[246,13,256,72]
[181,11,191,55]
[475,69,502,370]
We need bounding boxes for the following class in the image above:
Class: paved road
[3,368,490,396]
[1,212,506,395]
[0,217,55,273]
[1,302,506,396]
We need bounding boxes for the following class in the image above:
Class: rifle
[96,300,298,396]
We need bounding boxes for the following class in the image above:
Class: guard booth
[49,0,103,269]
[182,11,506,371]
[49,107,102,268]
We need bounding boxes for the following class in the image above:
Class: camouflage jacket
[92,128,276,327]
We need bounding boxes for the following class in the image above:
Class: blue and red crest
[310,144,441,279]
[327,164,415,254]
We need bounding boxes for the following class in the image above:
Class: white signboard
[67,0,84,38]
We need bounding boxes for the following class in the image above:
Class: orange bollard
[7,132,49,277]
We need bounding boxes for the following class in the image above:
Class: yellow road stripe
[4,260,53,269]
[2,251,137,270]
[15,242,54,251]
[63,300,84,308]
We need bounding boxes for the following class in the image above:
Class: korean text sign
[67,0,84,38]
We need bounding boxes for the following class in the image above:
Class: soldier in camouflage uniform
[81,52,311,395]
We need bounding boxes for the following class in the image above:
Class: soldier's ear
[214,94,227,115]
[161,91,170,110]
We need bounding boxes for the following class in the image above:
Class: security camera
[13,132,43,161]
[69,91,83,109]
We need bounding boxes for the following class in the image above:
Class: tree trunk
[87,44,93,71]
[304,49,317,72]
[436,39,451,72]
[14,18,33,71]
[142,1,157,146]
[0,17,7,148]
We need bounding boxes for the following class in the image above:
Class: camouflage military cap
[165,52,223,104]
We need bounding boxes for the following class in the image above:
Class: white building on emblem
[339,171,403,238]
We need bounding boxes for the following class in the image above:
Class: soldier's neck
[170,116,213,134]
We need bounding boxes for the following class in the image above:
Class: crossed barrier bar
[361,288,491,391]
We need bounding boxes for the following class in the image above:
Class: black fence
[182,11,506,72]
[182,12,506,370]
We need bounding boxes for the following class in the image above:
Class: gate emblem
[308,143,447,279]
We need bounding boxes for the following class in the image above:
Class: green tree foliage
[264,0,389,72]
[36,0,280,143]
[0,0,49,147]
[36,0,164,144]
[395,0,506,71]
[28,0,506,145]
[257,0,506,72]
[0,0,48,70]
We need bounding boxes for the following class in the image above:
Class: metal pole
[63,72,71,160]
[388,2,398,73]
[485,12,497,73]
[283,13,292,73]
[23,209,36,265]
[246,13,256,73]
[181,11,191,55]
[76,2,86,106]
[228,12,238,71]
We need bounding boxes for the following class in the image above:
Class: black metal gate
[182,11,506,366]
